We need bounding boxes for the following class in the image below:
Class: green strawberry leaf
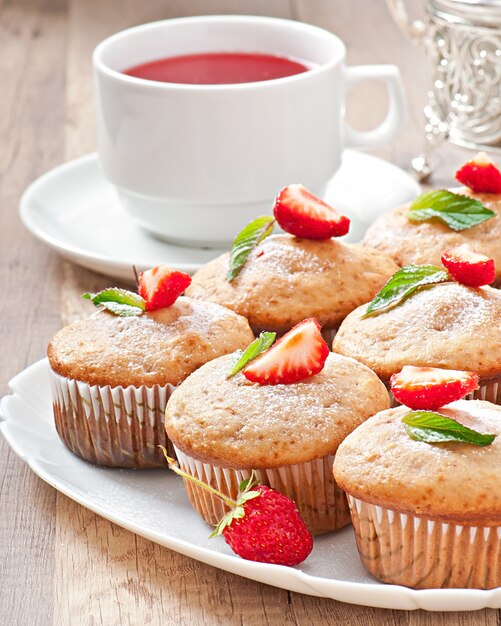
[227,331,276,378]
[83,288,146,317]
[232,505,245,519]
[210,514,234,538]
[210,471,261,538]
[227,216,275,282]
[406,190,495,231]
[402,411,496,446]
[238,477,253,493]
[362,265,450,318]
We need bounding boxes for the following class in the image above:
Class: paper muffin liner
[50,369,175,468]
[387,374,501,408]
[174,447,350,535]
[347,495,501,589]
[468,375,501,404]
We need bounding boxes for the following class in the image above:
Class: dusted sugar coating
[363,187,501,282]
[185,235,399,332]
[334,400,501,525]
[48,296,254,387]
[165,352,390,468]
[333,283,501,382]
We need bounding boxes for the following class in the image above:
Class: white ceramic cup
[93,15,407,247]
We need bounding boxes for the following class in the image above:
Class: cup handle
[344,65,407,149]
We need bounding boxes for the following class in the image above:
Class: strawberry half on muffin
[165,317,390,535]
[48,265,254,468]
[186,184,398,338]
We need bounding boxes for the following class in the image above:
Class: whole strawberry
[216,483,313,566]
[163,454,313,567]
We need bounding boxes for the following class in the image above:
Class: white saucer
[20,151,420,282]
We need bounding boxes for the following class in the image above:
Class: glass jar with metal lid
[387,0,501,168]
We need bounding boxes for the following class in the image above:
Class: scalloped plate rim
[1,358,500,612]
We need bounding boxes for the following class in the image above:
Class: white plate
[1,359,500,612]
[19,151,421,282]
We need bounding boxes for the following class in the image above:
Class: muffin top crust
[165,352,390,468]
[363,188,501,282]
[185,234,398,332]
[332,282,501,381]
[333,400,501,525]
[48,296,254,387]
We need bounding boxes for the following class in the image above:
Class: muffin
[164,351,390,535]
[333,281,501,404]
[363,187,501,284]
[186,234,398,336]
[48,296,254,468]
[333,400,501,589]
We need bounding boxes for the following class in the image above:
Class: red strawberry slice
[441,244,495,287]
[273,184,350,239]
[138,265,191,310]
[455,152,501,194]
[221,485,313,566]
[243,317,329,385]
[390,365,479,410]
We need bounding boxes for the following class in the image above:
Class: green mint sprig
[406,190,495,231]
[402,411,496,446]
[82,288,146,317]
[227,331,276,379]
[362,265,450,318]
[227,216,275,282]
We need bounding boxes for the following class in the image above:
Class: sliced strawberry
[273,184,350,239]
[138,265,191,310]
[455,152,501,194]
[390,366,479,410]
[243,318,329,385]
[441,244,495,287]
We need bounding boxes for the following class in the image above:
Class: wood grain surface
[0,0,497,624]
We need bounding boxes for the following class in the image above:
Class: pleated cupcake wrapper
[174,447,350,535]
[347,495,501,589]
[50,370,175,468]
[387,374,501,408]
[321,328,336,345]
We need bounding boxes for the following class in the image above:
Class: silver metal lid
[430,0,501,26]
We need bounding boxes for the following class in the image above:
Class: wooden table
[1,0,497,624]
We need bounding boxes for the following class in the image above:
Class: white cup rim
[92,14,346,91]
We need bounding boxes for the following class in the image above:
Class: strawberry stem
[160,447,237,508]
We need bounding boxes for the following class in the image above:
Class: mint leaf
[227,216,275,282]
[403,411,496,446]
[363,265,450,318]
[406,190,495,231]
[83,288,146,317]
[227,331,276,378]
